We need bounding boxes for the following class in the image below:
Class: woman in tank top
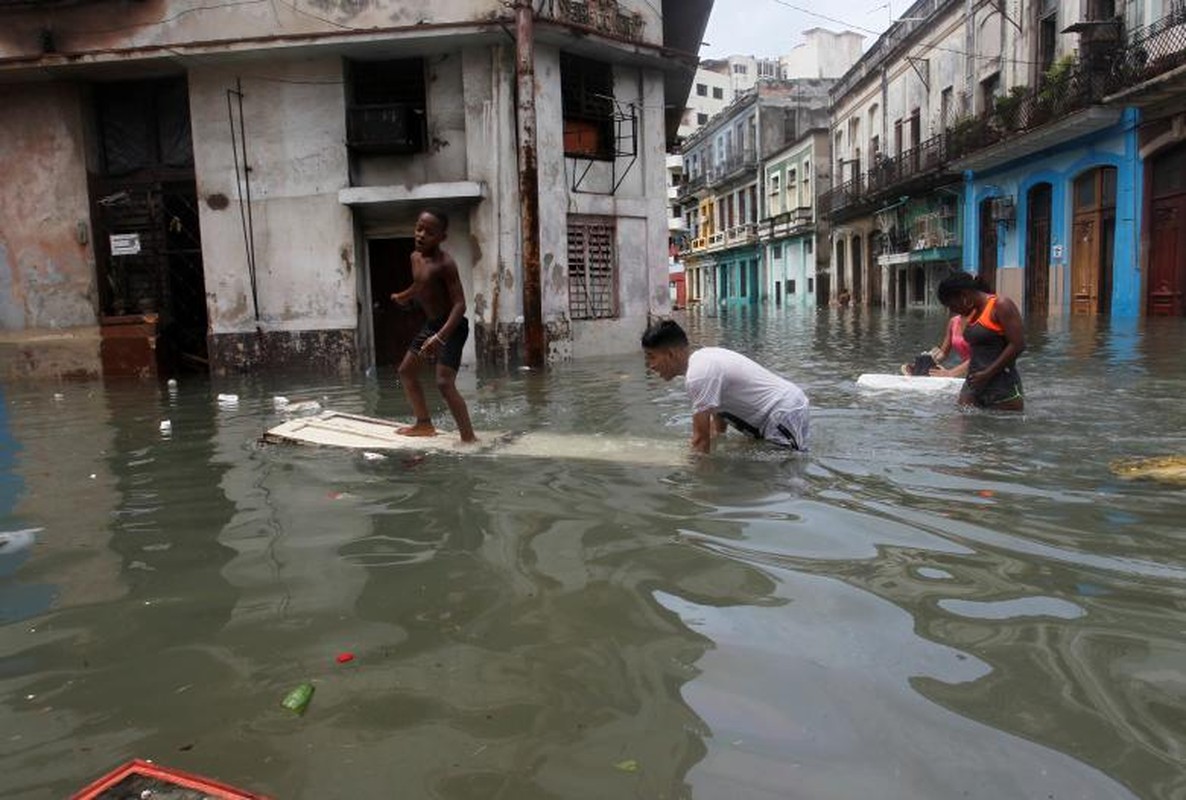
[936,271,1026,411]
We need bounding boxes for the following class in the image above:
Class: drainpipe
[515,0,545,368]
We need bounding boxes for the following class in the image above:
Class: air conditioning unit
[991,196,1016,223]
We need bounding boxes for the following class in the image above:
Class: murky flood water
[2,307,1185,799]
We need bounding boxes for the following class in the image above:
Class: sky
[700,0,898,59]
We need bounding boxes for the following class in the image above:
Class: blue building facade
[716,247,762,305]
[961,110,1143,317]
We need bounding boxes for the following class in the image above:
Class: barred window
[567,216,618,319]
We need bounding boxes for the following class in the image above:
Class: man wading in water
[390,209,477,443]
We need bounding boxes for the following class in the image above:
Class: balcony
[347,103,426,154]
[762,207,814,240]
[1103,4,1186,107]
[822,51,1163,220]
[707,232,726,250]
[676,172,706,201]
[726,222,760,245]
[708,149,757,187]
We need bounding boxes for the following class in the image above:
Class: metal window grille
[567,216,617,319]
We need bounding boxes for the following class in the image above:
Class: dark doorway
[368,238,423,367]
[978,199,999,290]
[867,232,883,307]
[852,235,863,303]
[89,77,209,375]
[1148,143,1186,315]
[910,266,926,303]
[1026,183,1053,316]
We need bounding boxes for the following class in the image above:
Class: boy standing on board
[390,209,477,443]
[641,319,810,454]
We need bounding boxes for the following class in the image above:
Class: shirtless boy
[391,209,477,442]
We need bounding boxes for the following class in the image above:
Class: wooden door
[1071,167,1117,315]
[1026,183,1052,316]
[1071,214,1098,314]
[368,238,423,367]
[979,199,998,290]
[1148,144,1186,315]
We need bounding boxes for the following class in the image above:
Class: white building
[781,28,866,80]
[0,0,714,378]
[678,29,865,140]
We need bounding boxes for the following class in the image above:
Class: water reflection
[0,308,1183,798]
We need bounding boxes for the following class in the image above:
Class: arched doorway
[978,198,998,291]
[1025,183,1052,316]
[1149,143,1186,315]
[1071,166,1117,314]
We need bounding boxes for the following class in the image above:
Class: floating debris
[281,683,315,715]
[216,393,239,406]
[0,529,38,555]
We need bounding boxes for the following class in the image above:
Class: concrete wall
[355,52,470,187]
[0,83,97,332]
[189,58,355,336]
[0,0,508,61]
[535,45,669,359]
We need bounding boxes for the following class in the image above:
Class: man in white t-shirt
[641,319,810,454]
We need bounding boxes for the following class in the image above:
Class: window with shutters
[567,216,618,319]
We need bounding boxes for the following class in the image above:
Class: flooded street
[2,307,1185,799]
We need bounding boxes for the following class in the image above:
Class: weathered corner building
[0,0,713,379]
[823,0,1186,316]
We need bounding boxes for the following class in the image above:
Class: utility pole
[515,0,545,368]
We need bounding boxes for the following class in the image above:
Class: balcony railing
[1106,4,1186,93]
[676,172,706,200]
[708,149,757,186]
[763,207,814,239]
[726,222,759,244]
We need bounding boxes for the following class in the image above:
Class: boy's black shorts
[410,316,468,371]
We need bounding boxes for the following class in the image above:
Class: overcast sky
[700,0,898,58]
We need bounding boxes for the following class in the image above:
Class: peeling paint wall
[0,83,97,332]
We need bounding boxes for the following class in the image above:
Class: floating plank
[856,373,965,393]
[264,410,687,467]
[1109,455,1186,485]
[72,759,269,800]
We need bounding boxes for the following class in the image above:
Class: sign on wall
[110,233,141,256]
